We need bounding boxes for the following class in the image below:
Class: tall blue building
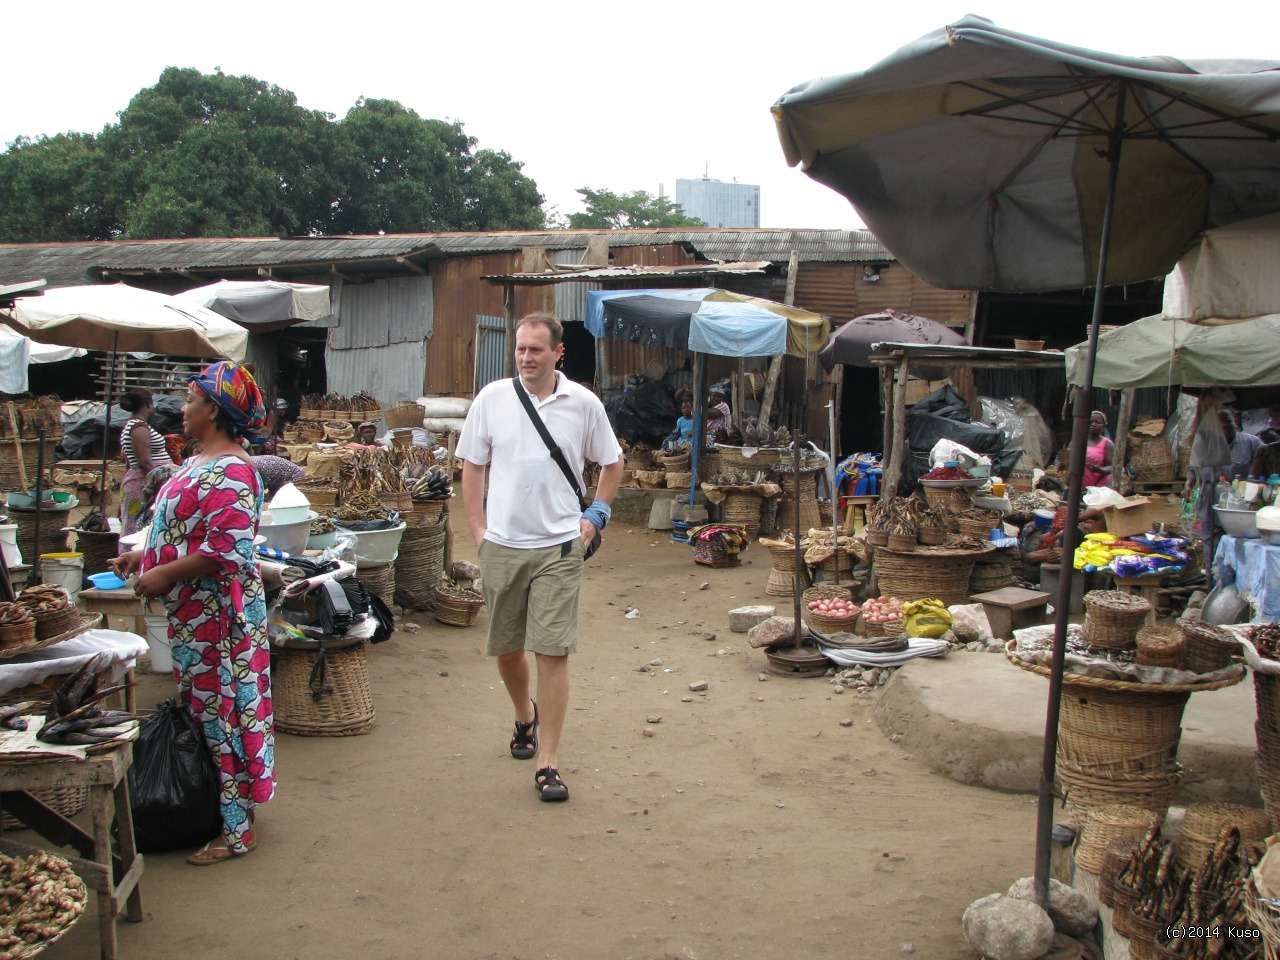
[674,178,761,228]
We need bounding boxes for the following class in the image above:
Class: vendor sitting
[346,421,383,450]
[706,385,733,436]
[1018,505,1107,581]
[664,398,696,451]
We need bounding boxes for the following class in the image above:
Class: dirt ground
[48,509,1038,960]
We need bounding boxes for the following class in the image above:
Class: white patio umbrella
[174,279,330,331]
[0,283,250,529]
[0,325,86,394]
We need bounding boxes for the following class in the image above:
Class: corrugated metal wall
[244,336,279,402]
[326,341,428,404]
[553,249,597,323]
[475,315,507,391]
[427,253,554,396]
[786,262,971,328]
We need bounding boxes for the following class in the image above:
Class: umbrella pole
[1033,93,1127,907]
[690,354,706,511]
[828,399,841,581]
[99,334,119,527]
[31,429,45,585]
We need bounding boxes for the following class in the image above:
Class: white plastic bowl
[265,504,311,526]
[258,511,318,556]
[1213,505,1260,539]
[343,522,407,567]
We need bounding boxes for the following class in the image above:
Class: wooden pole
[502,283,516,379]
[880,359,911,502]
[757,250,799,428]
[1111,388,1135,492]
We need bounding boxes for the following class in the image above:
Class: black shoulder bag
[513,379,601,560]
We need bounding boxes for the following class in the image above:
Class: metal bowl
[1213,505,1260,538]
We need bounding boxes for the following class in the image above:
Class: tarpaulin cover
[901,386,1021,494]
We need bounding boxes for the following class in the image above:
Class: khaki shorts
[478,538,584,657]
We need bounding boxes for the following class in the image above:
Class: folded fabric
[817,636,950,668]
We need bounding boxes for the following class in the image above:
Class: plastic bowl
[1265,531,1280,547]
[338,522,407,567]
[1213,505,1260,538]
[6,492,34,509]
[258,511,317,556]
[87,571,127,590]
[307,529,338,550]
[266,504,311,526]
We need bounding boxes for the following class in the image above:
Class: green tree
[567,188,705,229]
[0,68,545,241]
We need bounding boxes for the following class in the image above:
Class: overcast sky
[4,1,1277,231]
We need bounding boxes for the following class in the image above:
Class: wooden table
[78,587,148,636]
[0,742,144,960]
[971,586,1052,640]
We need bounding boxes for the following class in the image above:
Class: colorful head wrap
[188,361,266,441]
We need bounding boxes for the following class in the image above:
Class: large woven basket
[407,499,449,526]
[873,547,984,606]
[1129,435,1176,483]
[955,514,1000,538]
[1057,684,1189,776]
[803,583,850,604]
[1175,802,1271,873]
[1058,759,1183,818]
[434,582,485,626]
[807,608,858,633]
[1080,590,1151,650]
[776,496,821,534]
[1098,837,1142,907]
[394,517,449,611]
[969,561,1015,593]
[275,641,376,737]
[355,561,396,608]
[73,528,120,577]
[766,542,801,597]
[1136,624,1187,669]
[723,491,763,541]
[1075,804,1163,875]
[1179,617,1240,674]
[384,402,422,429]
[296,483,340,510]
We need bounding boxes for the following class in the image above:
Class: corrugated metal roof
[0,229,893,287]
[483,261,772,283]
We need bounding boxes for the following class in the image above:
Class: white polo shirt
[457,374,622,549]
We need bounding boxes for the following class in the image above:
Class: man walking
[457,313,624,802]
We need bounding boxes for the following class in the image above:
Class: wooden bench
[971,586,1053,640]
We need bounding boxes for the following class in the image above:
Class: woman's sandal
[534,766,569,802]
[509,700,538,760]
[187,832,257,866]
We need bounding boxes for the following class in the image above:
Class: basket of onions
[861,595,905,637]
[806,595,861,633]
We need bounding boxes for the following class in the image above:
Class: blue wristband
[582,499,611,531]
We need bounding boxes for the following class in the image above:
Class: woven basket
[626,449,656,471]
[407,499,449,526]
[873,549,982,606]
[394,518,448,611]
[863,616,903,638]
[1058,685,1189,776]
[298,406,320,421]
[766,543,801,597]
[918,525,947,546]
[665,472,693,491]
[275,641,376,737]
[865,528,890,547]
[32,605,82,642]
[1136,624,1187,669]
[955,515,1000,538]
[434,583,485,626]
[1075,804,1163,875]
[969,561,1015,593]
[723,491,764,541]
[808,608,858,633]
[660,451,691,471]
[1111,877,1141,937]
[0,617,36,650]
[717,446,774,475]
[1124,910,1165,960]
[296,483,339,509]
[1179,618,1239,674]
[1080,590,1151,650]
[777,496,821,533]
[0,439,50,492]
[886,533,916,552]
[1175,802,1271,874]
[1099,837,1142,907]
[804,584,851,604]
[1129,435,1177,484]
[385,402,423,429]
[1058,759,1183,818]
[355,561,395,608]
[73,528,120,577]
[1245,877,1280,960]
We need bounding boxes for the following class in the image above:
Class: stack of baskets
[873,545,988,606]
[385,402,424,430]
[723,491,764,541]
[764,539,801,597]
[777,495,822,533]
[1075,804,1164,875]
[434,578,485,626]
[275,638,376,737]
[1178,618,1240,674]
[355,561,395,608]
[1174,802,1271,874]
[1135,624,1187,669]
[1080,590,1151,649]
[1099,837,1143,907]
[73,528,120,577]
[393,516,448,611]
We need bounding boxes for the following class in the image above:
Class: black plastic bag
[603,380,676,446]
[128,699,222,853]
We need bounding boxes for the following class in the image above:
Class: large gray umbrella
[774,15,1280,903]
[818,309,966,378]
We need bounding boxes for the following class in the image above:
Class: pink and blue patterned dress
[141,454,274,853]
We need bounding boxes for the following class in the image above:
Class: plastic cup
[991,481,1007,497]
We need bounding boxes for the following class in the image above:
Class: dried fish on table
[34,658,137,746]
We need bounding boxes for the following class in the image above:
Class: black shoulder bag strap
[513,378,589,510]
[513,378,601,559]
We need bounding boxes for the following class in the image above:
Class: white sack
[419,396,471,418]
[929,439,990,469]
[423,417,467,434]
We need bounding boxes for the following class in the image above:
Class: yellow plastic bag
[902,598,953,638]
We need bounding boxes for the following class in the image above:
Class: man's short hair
[518,312,564,348]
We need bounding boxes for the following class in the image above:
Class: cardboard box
[1102,496,1157,538]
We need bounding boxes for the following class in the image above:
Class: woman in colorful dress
[118,388,174,535]
[112,362,274,865]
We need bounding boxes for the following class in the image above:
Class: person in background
[1218,408,1263,480]
[1081,410,1115,489]
[346,421,382,450]
[111,361,274,865]
[706,385,733,437]
[1018,506,1107,582]
[458,313,624,804]
[664,397,696,450]
[119,388,175,535]
[253,454,305,500]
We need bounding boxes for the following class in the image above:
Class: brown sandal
[187,832,257,866]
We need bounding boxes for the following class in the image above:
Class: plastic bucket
[145,613,173,673]
[40,552,84,602]
[0,523,20,567]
